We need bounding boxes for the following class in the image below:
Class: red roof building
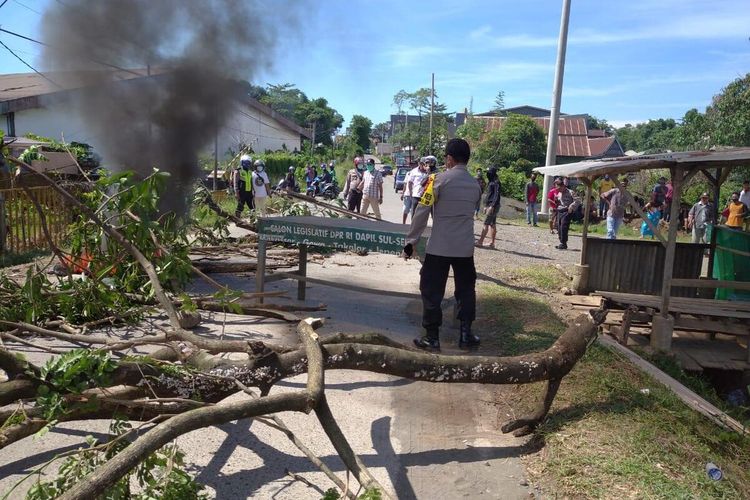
[474,114,623,162]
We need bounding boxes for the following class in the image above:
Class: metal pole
[429,72,435,156]
[540,0,572,216]
[311,121,316,155]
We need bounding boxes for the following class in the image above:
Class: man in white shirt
[252,160,272,217]
[401,167,414,224]
[409,158,431,217]
[360,159,383,219]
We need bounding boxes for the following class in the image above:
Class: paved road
[0,167,536,499]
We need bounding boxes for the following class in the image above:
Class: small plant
[22,418,207,499]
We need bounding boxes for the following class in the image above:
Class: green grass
[509,265,571,292]
[477,283,750,498]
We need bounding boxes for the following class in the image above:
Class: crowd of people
[228,150,750,251]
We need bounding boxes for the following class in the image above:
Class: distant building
[0,71,311,160]
[389,114,427,137]
[459,105,623,162]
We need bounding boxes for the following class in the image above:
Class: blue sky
[1,0,749,129]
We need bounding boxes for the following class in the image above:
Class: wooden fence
[0,186,76,254]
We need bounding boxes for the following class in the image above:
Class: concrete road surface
[0,163,536,499]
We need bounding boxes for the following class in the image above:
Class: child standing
[640,203,661,239]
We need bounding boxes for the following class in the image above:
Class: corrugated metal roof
[0,70,312,139]
[479,115,592,157]
[588,137,617,157]
[534,147,750,178]
[0,69,152,102]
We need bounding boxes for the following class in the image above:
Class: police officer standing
[234,154,254,217]
[403,138,482,350]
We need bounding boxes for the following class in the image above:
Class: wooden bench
[596,291,750,362]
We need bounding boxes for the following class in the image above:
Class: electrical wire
[0,0,10,10]
[0,38,63,89]
[12,0,41,15]
[0,27,144,78]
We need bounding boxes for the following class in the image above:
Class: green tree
[586,115,613,133]
[473,114,545,171]
[392,89,410,117]
[250,83,343,146]
[492,90,505,115]
[372,122,391,143]
[349,115,373,152]
[708,72,750,147]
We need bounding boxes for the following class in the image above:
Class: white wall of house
[2,99,303,161]
[217,102,302,157]
[3,105,100,145]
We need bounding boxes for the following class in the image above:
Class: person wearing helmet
[234,154,254,217]
[284,166,297,193]
[252,159,272,216]
[343,157,364,212]
[403,139,482,351]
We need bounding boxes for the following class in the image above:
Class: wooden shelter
[534,148,750,359]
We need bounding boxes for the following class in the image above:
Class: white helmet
[240,154,252,169]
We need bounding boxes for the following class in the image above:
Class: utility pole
[311,121,316,155]
[540,0,571,216]
[429,72,435,155]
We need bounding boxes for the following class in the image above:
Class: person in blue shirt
[640,202,661,239]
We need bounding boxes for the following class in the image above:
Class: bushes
[497,167,527,201]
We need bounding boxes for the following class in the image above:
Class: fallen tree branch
[58,317,326,500]
[7,157,183,330]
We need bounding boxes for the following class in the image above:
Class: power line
[0,27,145,78]
[12,0,41,15]
[0,38,62,89]
[0,27,50,46]
[0,1,10,10]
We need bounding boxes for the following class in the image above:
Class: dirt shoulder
[471,216,750,499]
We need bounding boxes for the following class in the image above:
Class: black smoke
[40,0,296,212]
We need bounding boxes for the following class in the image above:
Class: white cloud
[468,7,750,48]
[384,44,446,68]
[469,25,492,40]
[439,61,553,88]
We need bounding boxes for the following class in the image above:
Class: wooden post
[580,178,592,265]
[712,167,722,224]
[256,239,267,304]
[298,244,307,301]
[659,166,685,316]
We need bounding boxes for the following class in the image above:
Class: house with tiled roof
[465,109,624,163]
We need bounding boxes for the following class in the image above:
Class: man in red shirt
[547,177,561,234]
[525,172,540,226]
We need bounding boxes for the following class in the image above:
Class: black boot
[459,321,480,349]
[414,329,440,350]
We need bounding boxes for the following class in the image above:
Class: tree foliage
[239,82,344,146]
[614,73,750,154]
[349,115,373,152]
[470,114,546,172]
[492,90,505,115]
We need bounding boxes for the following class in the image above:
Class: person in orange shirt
[722,192,747,229]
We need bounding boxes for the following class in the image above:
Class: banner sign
[257,216,427,255]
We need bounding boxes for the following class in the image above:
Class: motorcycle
[306,176,339,200]
[319,179,340,200]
